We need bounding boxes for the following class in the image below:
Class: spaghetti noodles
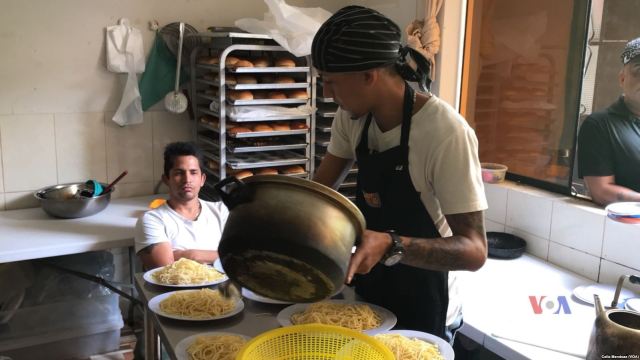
[152,258,225,285]
[159,288,236,319]
[187,334,247,360]
[290,302,382,331]
[374,333,444,360]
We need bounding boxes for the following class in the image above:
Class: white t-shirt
[134,199,229,254]
[327,95,488,325]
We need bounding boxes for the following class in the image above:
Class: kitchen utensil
[78,179,104,198]
[486,232,526,259]
[586,275,640,359]
[236,324,394,360]
[34,182,112,218]
[103,170,128,194]
[163,22,188,114]
[214,175,365,303]
[481,163,508,183]
[611,275,640,308]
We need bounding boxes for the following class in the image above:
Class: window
[460,0,591,194]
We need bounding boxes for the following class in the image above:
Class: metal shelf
[228,83,309,90]
[228,66,310,73]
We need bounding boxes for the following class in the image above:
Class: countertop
[458,254,637,359]
[0,195,158,263]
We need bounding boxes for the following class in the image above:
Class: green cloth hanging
[139,33,187,111]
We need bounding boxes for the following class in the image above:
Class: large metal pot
[34,182,112,219]
[586,275,640,359]
[215,175,365,303]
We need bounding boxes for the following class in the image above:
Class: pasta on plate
[374,334,444,360]
[159,288,236,319]
[290,301,382,331]
[152,258,225,285]
[187,334,247,360]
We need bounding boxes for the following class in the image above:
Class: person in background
[135,141,228,269]
[578,37,640,206]
[311,6,488,343]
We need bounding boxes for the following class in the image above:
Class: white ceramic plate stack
[375,330,455,360]
[276,300,397,335]
[605,202,640,224]
[572,284,637,307]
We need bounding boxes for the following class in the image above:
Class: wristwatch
[381,231,404,266]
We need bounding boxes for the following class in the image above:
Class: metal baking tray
[196,64,221,72]
[225,151,308,170]
[316,97,334,103]
[317,110,337,118]
[228,83,309,90]
[227,98,308,106]
[197,78,221,87]
[228,128,308,138]
[316,118,332,133]
[339,181,357,188]
[228,114,309,122]
[227,66,310,74]
[315,134,331,147]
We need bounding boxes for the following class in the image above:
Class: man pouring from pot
[312,6,488,343]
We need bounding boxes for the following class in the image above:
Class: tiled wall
[485,181,640,285]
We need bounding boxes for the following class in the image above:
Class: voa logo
[529,296,572,314]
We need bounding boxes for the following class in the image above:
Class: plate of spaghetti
[373,330,453,360]
[144,258,227,287]
[174,332,250,360]
[277,300,396,334]
[148,288,244,321]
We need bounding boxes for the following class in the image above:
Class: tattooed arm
[584,175,640,206]
[346,211,487,283]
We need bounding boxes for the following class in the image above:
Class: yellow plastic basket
[237,324,394,360]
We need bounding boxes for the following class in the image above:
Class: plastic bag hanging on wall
[106,18,145,73]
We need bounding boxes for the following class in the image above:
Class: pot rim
[241,175,366,235]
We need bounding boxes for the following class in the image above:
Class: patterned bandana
[621,37,640,65]
[312,5,432,90]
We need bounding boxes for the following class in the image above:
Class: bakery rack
[312,79,358,202]
[188,30,314,200]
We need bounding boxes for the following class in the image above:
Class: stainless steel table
[135,273,357,360]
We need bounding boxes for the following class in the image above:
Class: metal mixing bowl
[34,182,112,218]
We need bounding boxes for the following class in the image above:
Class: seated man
[135,142,228,269]
[578,37,640,206]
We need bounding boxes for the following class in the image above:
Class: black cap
[621,37,640,65]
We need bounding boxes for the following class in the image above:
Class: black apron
[352,83,449,339]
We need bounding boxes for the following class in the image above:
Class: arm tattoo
[402,211,486,271]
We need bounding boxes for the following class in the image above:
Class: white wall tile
[5,191,40,210]
[505,189,553,239]
[111,182,154,199]
[485,219,505,233]
[602,218,640,270]
[598,260,640,290]
[550,199,605,257]
[105,113,153,185]
[151,111,194,183]
[0,114,57,192]
[484,183,508,223]
[548,242,600,281]
[0,194,5,211]
[0,138,4,192]
[54,112,107,184]
[506,226,549,260]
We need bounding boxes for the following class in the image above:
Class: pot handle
[214,176,252,210]
[593,294,604,316]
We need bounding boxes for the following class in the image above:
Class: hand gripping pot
[215,175,365,303]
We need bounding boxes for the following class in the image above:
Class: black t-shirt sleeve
[577,116,614,178]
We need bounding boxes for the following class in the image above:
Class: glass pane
[461,0,590,192]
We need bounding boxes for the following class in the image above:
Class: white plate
[148,290,244,321]
[375,330,454,360]
[626,298,640,312]
[143,265,227,288]
[242,288,293,305]
[276,300,397,335]
[174,331,250,360]
[213,258,225,273]
[573,284,637,307]
[605,202,640,217]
